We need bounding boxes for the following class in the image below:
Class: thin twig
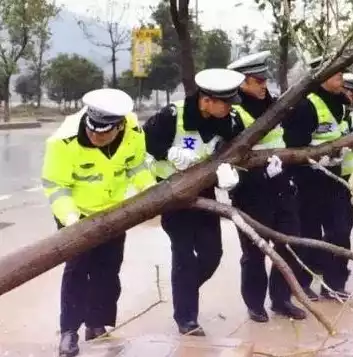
[254,338,348,356]
[89,264,165,342]
[320,29,353,70]
[227,317,250,337]
[308,158,350,190]
[286,245,347,304]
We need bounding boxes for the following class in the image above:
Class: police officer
[283,57,352,301]
[344,73,353,203]
[227,51,306,322]
[340,73,353,179]
[343,72,353,104]
[143,68,244,335]
[41,88,156,357]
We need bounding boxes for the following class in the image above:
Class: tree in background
[108,70,153,104]
[78,0,130,89]
[296,0,353,56]
[254,0,305,92]
[27,2,59,108]
[15,74,37,104]
[235,25,256,58]
[147,51,180,104]
[147,0,205,99]
[0,70,6,106]
[203,29,232,68]
[45,53,104,110]
[0,0,57,122]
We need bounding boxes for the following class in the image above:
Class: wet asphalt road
[0,124,57,196]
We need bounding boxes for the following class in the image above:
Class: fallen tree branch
[308,158,350,189]
[286,245,348,304]
[192,198,338,334]
[253,338,348,357]
[1,50,353,298]
[238,133,353,169]
[194,198,353,261]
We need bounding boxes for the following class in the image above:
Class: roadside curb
[0,121,42,130]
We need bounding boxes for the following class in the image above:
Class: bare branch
[192,198,353,266]
[169,0,180,34]
[191,198,335,334]
[328,0,341,35]
[283,0,308,67]
[92,264,165,341]
[308,158,350,189]
[235,132,353,169]
[324,30,353,69]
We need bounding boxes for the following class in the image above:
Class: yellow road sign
[132,28,162,77]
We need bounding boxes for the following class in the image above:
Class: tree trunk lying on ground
[1,54,353,335]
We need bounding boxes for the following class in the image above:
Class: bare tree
[0,0,56,122]
[29,3,59,108]
[77,0,130,89]
[169,0,196,95]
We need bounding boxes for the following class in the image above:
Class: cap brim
[213,94,241,104]
[248,72,268,81]
[344,83,353,90]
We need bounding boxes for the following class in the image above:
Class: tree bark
[170,0,197,95]
[3,76,10,122]
[35,36,45,108]
[236,132,353,169]
[111,48,118,89]
[0,54,353,296]
[278,4,290,93]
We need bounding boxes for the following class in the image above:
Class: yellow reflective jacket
[233,104,286,149]
[41,110,156,225]
[149,100,222,179]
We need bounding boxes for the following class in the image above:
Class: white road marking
[24,186,42,192]
[0,186,43,201]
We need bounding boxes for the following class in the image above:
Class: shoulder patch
[132,125,142,133]
[63,136,76,144]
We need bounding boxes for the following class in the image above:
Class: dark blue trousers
[231,171,302,310]
[296,169,352,290]
[55,218,126,332]
[161,188,222,325]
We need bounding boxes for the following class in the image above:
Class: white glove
[65,212,80,226]
[341,147,352,157]
[216,163,239,190]
[124,186,138,199]
[167,146,201,171]
[266,155,282,178]
[317,155,342,167]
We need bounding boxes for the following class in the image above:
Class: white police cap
[82,88,134,132]
[195,68,245,102]
[227,50,271,77]
[343,72,353,90]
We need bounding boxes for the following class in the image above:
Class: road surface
[0,124,352,356]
